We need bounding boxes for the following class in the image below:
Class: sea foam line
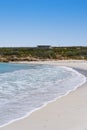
[0,66,86,128]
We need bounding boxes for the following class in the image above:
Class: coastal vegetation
[0,46,87,62]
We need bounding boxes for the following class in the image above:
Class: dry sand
[0,60,87,130]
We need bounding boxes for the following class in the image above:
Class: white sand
[0,60,87,130]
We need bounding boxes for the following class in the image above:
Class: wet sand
[0,60,87,130]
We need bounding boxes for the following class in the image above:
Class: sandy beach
[0,60,87,130]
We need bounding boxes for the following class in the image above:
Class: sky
[0,0,87,47]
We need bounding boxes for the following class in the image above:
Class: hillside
[0,47,87,62]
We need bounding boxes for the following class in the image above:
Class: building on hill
[37,45,52,49]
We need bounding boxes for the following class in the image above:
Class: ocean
[0,63,86,127]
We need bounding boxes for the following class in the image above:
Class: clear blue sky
[0,0,87,47]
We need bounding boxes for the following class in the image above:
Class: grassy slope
[0,47,87,62]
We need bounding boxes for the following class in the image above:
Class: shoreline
[0,67,86,128]
[0,60,87,130]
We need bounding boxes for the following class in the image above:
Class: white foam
[0,65,86,128]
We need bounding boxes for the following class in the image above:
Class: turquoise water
[0,63,40,73]
[0,63,86,127]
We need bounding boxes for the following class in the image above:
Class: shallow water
[0,63,86,127]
